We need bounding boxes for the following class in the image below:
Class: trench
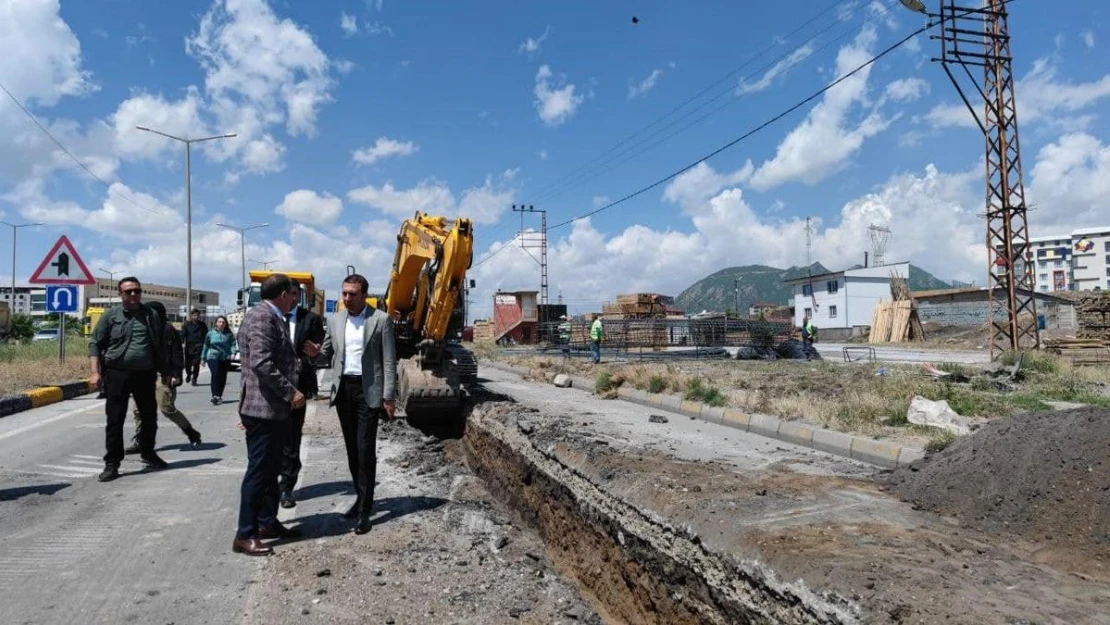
[454,395,863,625]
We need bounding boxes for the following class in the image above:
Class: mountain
[674,263,954,314]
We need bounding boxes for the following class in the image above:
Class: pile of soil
[886,407,1110,558]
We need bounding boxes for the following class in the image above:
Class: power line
[534,10,869,204]
[530,0,845,201]
[0,78,179,221]
[473,14,946,271]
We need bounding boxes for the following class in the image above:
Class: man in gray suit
[232,274,306,556]
[317,273,397,535]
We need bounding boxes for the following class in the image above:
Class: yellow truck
[228,270,325,369]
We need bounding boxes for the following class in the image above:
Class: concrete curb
[482,362,925,469]
[0,380,96,419]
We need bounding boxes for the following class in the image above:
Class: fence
[534,318,797,359]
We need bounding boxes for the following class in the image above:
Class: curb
[482,362,925,470]
[0,380,96,419]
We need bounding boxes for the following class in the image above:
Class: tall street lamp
[135,125,236,316]
[1,221,44,314]
[248,258,278,270]
[99,267,120,293]
[217,222,270,295]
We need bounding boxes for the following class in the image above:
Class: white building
[1028,226,1110,292]
[785,262,909,330]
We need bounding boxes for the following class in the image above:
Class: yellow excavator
[379,211,476,421]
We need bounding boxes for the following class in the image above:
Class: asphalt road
[0,369,269,625]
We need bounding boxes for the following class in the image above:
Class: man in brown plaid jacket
[232,273,306,556]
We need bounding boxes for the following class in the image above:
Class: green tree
[10,314,35,341]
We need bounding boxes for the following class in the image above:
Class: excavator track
[397,358,464,421]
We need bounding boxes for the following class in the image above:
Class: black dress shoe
[258,523,302,539]
[98,464,120,482]
[186,428,203,449]
[354,516,372,535]
[140,453,169,469]
[124,442,141,455]
[232,537,272,556]
[341,501,360,519]
[280,490,296,509]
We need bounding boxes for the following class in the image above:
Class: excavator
[377,211,477,421]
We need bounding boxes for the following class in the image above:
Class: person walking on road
[88,277,172,482]
[278,282,326,509]
[202,316,237,405]
[125,301,203,453]
[182,309,208,386]
[233,273,305,557]
[589,316,603,364]
[318,273,398,535]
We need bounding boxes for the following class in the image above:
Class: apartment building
[785,262,910,330]
[1029,226,1110,292]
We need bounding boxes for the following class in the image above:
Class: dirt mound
[886,407,1110,558]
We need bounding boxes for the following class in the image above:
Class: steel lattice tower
[935,0,1039,360]
[512,204,549,306]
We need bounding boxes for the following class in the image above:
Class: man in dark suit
[318,273,397,535]
[232,273,305,557]
[182,309,208,386]
[278,282,326,509]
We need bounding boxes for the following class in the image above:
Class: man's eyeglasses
[121,288,142,295]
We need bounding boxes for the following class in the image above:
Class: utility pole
[249,258,278,270]
[1,221,43,314]
[216,222,270,297]
[906,0,1038,359]
[868,224,892,267]
[512,204,549,306]
[136,126,237,316]
[734,278,740,318]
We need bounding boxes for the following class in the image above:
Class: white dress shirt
[342,309,367,376]
[287,307,298,344]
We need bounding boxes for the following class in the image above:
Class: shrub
[925,430,957,453]
[647,375,667,394]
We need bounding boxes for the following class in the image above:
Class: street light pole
[98,267,118,293]
[135,126,236,317]
[217,223,270,296]
[248,258,278,270]
[1,221,44,314]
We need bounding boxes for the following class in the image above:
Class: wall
[917,300,1076,330]
[1071,230,1110,292]
[792,277,847,329]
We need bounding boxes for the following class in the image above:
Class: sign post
[31,236,94,363]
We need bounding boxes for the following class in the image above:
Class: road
[0,369,265,624]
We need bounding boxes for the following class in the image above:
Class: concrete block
[812,428,854,457]
[777,421,815,446]
[26,387,63,409]
[657,395,682,410]
[699,405,726,425]
[553,374,572,388]
[679,400,701,416]
[898,447,926,467]
[748,413,782,439]
[850,438,902,469]
[571,376,593,391]
[0,394,33,418]
[616,386,635,399]
[625,389,650,403]
[721,409,750,431]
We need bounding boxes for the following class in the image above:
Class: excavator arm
[384,212,473,345]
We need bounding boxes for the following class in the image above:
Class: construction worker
[557,315,571,357]
[801,317,817,360]
[589,316,603,364]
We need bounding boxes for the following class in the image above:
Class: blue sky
[1,0,1108,317]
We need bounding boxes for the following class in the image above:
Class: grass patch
[683,377,728,407]
[0,340,90,395]
[925,430,957,453]
[647,375,667,394]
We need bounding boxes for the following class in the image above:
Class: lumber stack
[602,293,668,319]
[472,320,494,341]
[1076,292,1110,342]
[869,272,926,343]
[1044,337,1110,366]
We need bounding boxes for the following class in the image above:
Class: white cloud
[627,69,664,100]
[347,170,518,225]
[591,195,610,208]
[340,12,358,36]
[537,149,548,160]
[469,159,986,318]
[926,56,1110,130]
[534,65,583,126]
[1083,29,1095,50]
[5,179,181,237]
[102,0,337,181]
[275,189,344,225]
[737,45,814,95]
[352,137,419,166]
[1027,133,1110,231]
[365,21,393,37]
[882,77,928,103]
[749,25,891,191]
[0,0,95,107]
[516,26,550,55]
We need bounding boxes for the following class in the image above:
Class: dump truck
[227,270,325,369]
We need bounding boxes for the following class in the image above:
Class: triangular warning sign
[29,235,96,285]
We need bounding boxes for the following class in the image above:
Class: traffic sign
[325,299,337,313]
[29,235,95,285]
[46,285,79,313]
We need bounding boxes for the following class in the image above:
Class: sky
[0,0,1108,318]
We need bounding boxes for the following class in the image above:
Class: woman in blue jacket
[201,316,237,405]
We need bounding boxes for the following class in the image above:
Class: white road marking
[0,403,102,443]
